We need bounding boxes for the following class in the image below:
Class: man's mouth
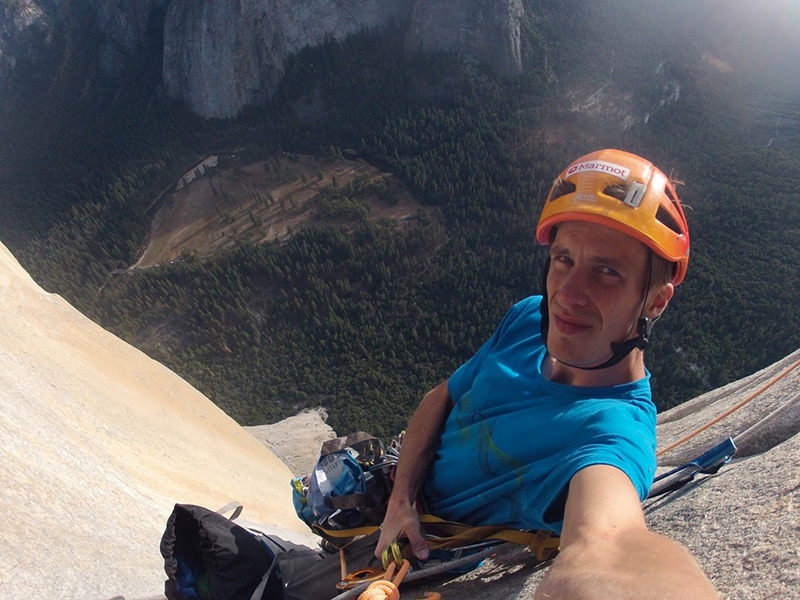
[552,312,592,335]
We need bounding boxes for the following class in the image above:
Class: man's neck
[543,351,646,388]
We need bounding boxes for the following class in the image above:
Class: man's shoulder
[497,295,544,336]
[509,295,543,318]
[515,294,543,308]
[495,296,542,346]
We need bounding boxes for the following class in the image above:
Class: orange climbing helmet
[536,149,690,285]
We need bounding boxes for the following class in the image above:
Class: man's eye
[553,255,572,266]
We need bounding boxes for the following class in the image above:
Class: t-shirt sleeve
[540,399,657,530]
[448,297,541,403]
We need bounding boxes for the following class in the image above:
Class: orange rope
[357,560,441,600]
[656,357,800,457]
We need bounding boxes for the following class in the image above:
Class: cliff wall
[162,0,408,118]
[405,0,523,76]
[0,0,50,81]
[1,0,524,118]
[0,239,312,600]
[162,0,524,118]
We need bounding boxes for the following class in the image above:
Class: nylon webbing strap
[314,514,560,561]
[313,523,380,540]
[418,515,560,561]
[215,501,244,521]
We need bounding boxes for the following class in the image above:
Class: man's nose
[554,268,590,307]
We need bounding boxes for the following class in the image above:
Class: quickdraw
[337,541,404,591]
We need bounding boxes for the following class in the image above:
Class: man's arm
[374,380,453,561]
[535,465,718,600]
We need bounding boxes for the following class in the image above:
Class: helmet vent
[548,178,576,202]
[603,184,627,201]
[603,183,646,207]
[665,186,679,204]
[656,206,682,234]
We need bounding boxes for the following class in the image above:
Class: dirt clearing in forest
[134,153,423,268]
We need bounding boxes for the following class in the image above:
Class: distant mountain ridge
[0,0,524,118]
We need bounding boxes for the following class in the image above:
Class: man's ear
[646,282,674,320]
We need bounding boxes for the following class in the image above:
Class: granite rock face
[162,0,406,118]
[0,239,312,600]
[161,0,524,118]
[0,0,51,81]
[0,0,163,87]
[405,0,523,76]
[1,0,524,118]
[96,0,167,78]
[2,231,799,599]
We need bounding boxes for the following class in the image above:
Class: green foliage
[1,1,798,436]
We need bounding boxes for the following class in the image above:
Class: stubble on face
[545,221,650,374]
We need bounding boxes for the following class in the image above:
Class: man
[375,149,718,599]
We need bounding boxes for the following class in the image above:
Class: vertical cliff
[405,0,523,77]
[1,0,525,119]
[96,0,167,78]
[161,0,524,118]
[0,0,167,106]
[162,0,409,119]
[0,238,312,600]
[0,0,51,82]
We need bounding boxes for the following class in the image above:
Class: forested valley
[1,0,798,438]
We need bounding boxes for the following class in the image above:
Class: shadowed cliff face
[96,0,168,78]
[1,0,524,118]
[161,0,409,118]
[0,1,50,81]
[405,0,523,76]
[161,0,524,118]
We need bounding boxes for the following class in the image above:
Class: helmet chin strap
[539,254,654,371]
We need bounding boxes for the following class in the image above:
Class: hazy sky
[693,0,800,87]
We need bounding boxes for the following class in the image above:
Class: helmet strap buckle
[637,316,653,347]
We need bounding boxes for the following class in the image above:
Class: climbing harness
[296,431,560,600]
[331,519,559,600]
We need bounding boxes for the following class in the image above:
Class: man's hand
[375,499,430,561]
[372,380,454,562]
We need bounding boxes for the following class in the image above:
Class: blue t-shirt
[422,296,656,534]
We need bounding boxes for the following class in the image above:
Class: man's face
[545,221,651,369]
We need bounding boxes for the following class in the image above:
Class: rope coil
[356,559,440,600]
